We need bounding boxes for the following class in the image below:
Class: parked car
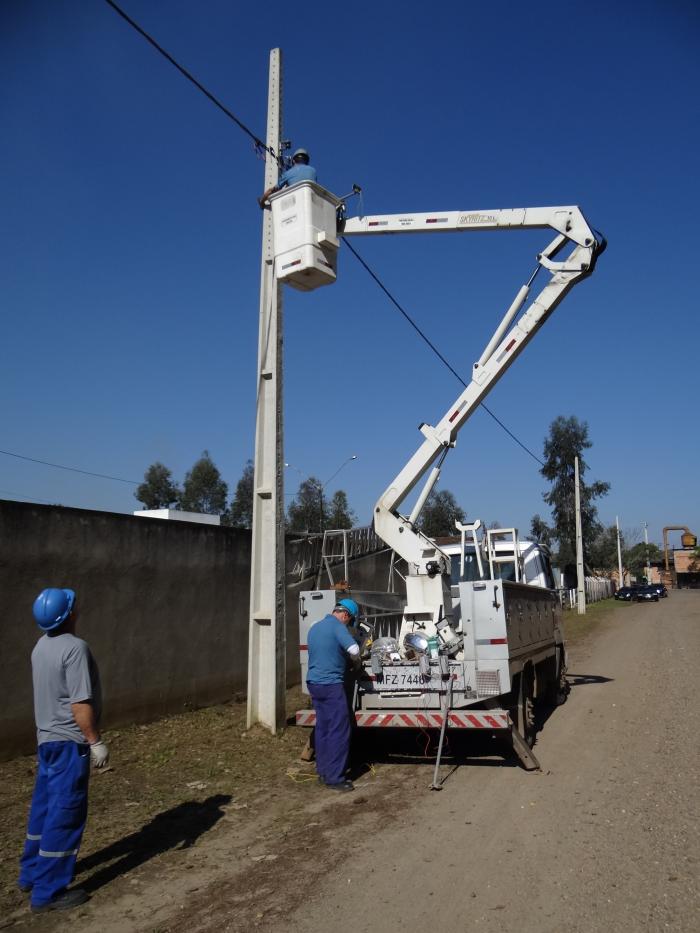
[614,586,636,601]
[633,585,659,603]
[648,582,668,598]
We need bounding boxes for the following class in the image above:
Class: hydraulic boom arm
[339,206,605,628]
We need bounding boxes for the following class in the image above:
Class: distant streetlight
[284,455,358,531]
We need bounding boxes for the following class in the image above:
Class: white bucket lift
[270,182,340,291]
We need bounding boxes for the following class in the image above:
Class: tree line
[134,454,357,530]
[135,417,659,580]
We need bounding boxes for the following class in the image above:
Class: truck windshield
[450,548,518,583]
[450,549,484,584]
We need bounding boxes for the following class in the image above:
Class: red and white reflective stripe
[450,711,510,729]
[295,710,510,729]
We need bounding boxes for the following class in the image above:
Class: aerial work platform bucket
[270,182,340,291]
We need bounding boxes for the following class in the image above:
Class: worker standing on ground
[306,598,361,792]
[18,588,108,913]
[258,147,317,208]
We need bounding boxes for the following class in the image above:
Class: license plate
[361,664,464,692]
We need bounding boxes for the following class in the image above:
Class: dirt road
[274,590,700,933]
[2,593,697,932]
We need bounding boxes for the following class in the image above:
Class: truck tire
[548,647,569,707]
[511,667,536,748]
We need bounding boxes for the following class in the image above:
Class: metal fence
[559,576,615,609]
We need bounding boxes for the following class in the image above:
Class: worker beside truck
[306,598,361,792]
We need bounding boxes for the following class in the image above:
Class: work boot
[325,780,354,792]
[31,888,89,913]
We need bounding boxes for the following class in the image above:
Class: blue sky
[1,0,698,549]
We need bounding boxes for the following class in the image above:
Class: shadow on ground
[76,794,232,893]
[567,673,614,687]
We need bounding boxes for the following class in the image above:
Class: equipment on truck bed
[276,187,605,774]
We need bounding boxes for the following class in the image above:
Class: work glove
[90,739,110,769]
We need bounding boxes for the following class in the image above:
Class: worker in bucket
[18,588,108,913]
[306,598,361,792]
[258,147,317,208]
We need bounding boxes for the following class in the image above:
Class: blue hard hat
[335,598,359,620]
[32,588,76,632]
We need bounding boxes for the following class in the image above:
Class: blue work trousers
[19,741,90,907]
[307,681,351,785]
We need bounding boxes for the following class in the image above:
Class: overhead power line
[103,2,544,470]
[0,449,139,485]
[102,0,279,163]
[342,241,545,468]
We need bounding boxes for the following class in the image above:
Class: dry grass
[0,687,313,920]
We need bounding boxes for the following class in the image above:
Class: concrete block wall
[0,500,395,759]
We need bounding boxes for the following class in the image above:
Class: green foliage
[224,460,254,528]
[530,514,553,548]
[287,476,325,532]
[538,415,610,567]
[135,462,181,510]
[587,525,621,571]
[416,489,466,539]
[624,541,662,579]
[326,490,357,529]
[179,450,228,515]
[690,547,700,572]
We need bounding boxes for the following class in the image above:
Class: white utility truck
[270,184,605,773]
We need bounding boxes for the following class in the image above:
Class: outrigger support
[511,727,541,771]
[430,677,453,790]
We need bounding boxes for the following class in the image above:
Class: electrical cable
[105,3,548,476]
[102,0,280,163]
[343,240,546,467]
[0,449,139,485]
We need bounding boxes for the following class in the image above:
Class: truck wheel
[513,668,536,748]
[545,649,569,707]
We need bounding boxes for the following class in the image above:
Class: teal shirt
[307,614,355,685]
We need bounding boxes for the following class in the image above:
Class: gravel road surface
[3,593,697,932]
[276,591,699,933]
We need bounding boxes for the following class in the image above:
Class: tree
[538,415,610,569]
[287,477,325,533]
[624,541,662,580]
[587,524,621,571]
[326,490,357,529]
[135,462,181,510]
[689,547,700,573]
[224,460,254,528]
[179,451,228,515]
[416,489,466,538]
[530,514,553,548]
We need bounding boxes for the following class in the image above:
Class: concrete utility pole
[642,521,651,581]
[247,49,286,733]
[574,456,586,614]
[616,515,624,587]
